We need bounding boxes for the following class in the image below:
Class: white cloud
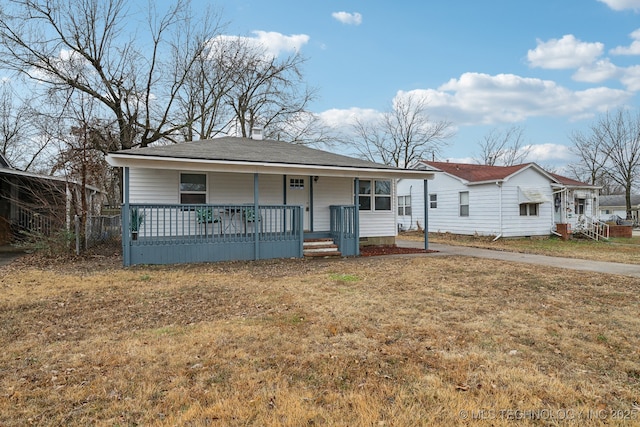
[318,107,381,129]
[597,0,640,11]
[331,11,363,25]
[524,143,574,162]
[610,28,640,55]
[620,65,640,90]
[527,35,604,69]
[251,31,309,56]
[211,31,309,60]
[430,72,628,125]
[573,59,620,82]
[319,73,632,145]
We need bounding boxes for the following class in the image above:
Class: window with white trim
[459,191,469,217]
[575,198,585,215]
[359,180,391,211]
[289,178,305,189]
[180,173,206,204]
[520,203,539,216]
[375,180,391,210]
[429,194,437,209]
[398,195,411,216]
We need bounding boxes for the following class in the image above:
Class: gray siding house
[106,137,434,266]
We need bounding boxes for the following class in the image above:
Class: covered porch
[107,137,433,266]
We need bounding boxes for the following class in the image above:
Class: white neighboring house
[599,194,640,224]
[397,161,601,238]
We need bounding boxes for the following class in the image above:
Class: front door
[287,176,310,231]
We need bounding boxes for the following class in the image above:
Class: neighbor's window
[398,195,412,216]
[520,203,539,216]
[180,173,206,204]
[375,180,391,211]
[575,198,586,215]
[459,191,469,217]
[429,194,437,209]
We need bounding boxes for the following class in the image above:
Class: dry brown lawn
[1,251,639,426]
[402,232,640,265]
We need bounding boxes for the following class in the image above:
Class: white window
[398,195,411,216]
[459,191,469,217]
[180,173,206,204]
[520,203,539,216]
[575,198,585,215]
[359,180,391,211]
[289,178,305,190]
[429,194,437,209]
[375,180,391,211]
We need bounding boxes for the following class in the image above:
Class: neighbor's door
[287,176,310,231]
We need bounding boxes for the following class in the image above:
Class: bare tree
[475,126,531,166]
[567,128,609,187]
[0,0,223,151]
[0,81,39,169]
[353,93,454,168]
[594,109,640,219]
[222,38,316,140]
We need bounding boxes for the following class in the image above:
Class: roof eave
[106,153,436,180]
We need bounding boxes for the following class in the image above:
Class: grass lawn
[1,252,639,426]
[400,232,640,265]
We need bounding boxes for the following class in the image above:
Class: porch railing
[123,204,303,265]
[329,205,358,256]
[576,216,610,241]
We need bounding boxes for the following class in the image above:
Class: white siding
[358,179,397,238]
[130,168,178,203]
[397,179,426,231]
[129,168,398,238]
[312,177,352,231]
[501,169,554,237]
[398,168,559,237]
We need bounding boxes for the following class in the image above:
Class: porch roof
[106,137,435,180]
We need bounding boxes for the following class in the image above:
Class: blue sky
[205,0,640,169]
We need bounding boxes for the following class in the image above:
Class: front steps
[303,238,342,258]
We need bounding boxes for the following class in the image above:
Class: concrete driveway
[397,239,640,279]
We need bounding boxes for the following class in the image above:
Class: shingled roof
[419,161,596,187]
[112,136,399,170]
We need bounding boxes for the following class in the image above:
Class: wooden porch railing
[122,204,303,265]
[329,205,358,256]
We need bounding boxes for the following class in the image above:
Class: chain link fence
[76,213,122,254]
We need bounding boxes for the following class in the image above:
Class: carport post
[122,167,131,267]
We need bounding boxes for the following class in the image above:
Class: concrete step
[303,238,341,258]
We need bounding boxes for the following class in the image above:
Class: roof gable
[420,161,596,188]
[421,161,537,183]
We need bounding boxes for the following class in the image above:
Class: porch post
[122,167,131,267]
[424,179,429,250]
[354,178,360,256]
[309,175,314,232]
[254,173,259,260]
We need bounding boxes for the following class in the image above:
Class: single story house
[397,161,602,239]
[105,136,435,266]
[0,153,102,244]
[599,194,640,224]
